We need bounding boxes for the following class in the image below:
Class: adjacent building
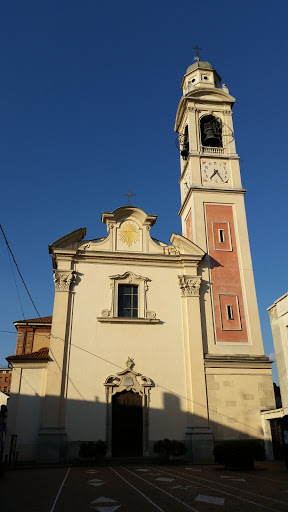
[0,367,12,395]
[268,293,288,412]
[264,293,288,457]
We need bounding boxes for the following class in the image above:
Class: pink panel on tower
[205,204,248,343]
[185,211,193,241]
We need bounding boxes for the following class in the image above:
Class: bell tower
[175,59,264,354]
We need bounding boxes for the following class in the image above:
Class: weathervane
[193,45,202,61]
[123,189,136,206]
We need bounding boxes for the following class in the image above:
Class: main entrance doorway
[112,390,143,457]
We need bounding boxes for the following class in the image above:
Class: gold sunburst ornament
[119,223,140,247]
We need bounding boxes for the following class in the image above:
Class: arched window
[200,115,222,148]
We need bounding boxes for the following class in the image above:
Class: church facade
[5,61,275,463]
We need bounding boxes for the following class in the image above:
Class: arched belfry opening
[200,115,222,148]
[104,357,153,457]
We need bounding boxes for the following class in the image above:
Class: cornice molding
[52,250,204,269]
[7,362,49,369]
[97,317,160,324]
[204,353,272,369]
[179,186,247,217]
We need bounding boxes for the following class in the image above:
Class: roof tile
[14,316,52,325]
[6,348,50,362]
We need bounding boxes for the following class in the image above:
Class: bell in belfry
[180,134,189,160]
[202,116,222,147]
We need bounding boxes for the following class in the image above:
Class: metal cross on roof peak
[193,45,202,61]
[123,189,136,206]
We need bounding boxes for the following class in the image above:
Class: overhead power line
[7,248,25,319]
[0,224,41,318]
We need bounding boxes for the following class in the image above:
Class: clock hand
[210,170,217,179]
[215,170,224,182]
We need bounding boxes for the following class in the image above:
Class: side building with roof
[4,317,51,461]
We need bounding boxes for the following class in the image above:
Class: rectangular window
[218,229,225,243]
[212,221,232,251]
[226,305,234,320]
[219,294,241,330]
[118,285,138,318]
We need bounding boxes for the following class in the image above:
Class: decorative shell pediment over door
[104,357,153,400]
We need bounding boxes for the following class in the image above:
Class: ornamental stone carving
[125,356,135,370]
[53,270,76,292]
[101,309,111,317]
[104,358,153,398]
[178,275,201,297]
[118,222,140,247]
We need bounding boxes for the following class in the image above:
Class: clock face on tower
[202,161,229,185]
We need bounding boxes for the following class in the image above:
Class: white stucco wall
[65,261,188,443]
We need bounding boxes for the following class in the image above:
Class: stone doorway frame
[104,358,153,457]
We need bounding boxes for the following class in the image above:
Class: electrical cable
[6,247,25,320]
[0,224,41,317]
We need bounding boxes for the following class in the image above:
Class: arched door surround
[104,357,153,457]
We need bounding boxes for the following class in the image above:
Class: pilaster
[38,268,75,462]
[178,274,214,462]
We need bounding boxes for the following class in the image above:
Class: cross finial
[126,356,134,370]
[193,45,202,61]
[123,189,136,206]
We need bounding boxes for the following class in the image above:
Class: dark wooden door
[112,391,143,457]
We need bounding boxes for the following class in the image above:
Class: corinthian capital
[178,275,201,297]
[53,270,76,292]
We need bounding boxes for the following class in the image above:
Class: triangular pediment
[170,233,205,258]
[49,228,86,253]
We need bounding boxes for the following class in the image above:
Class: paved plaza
[1,462,288,512]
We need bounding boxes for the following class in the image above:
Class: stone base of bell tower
[186,427,214,463]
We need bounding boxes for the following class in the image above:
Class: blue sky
[1,1,287,383]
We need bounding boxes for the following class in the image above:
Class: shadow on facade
[3,388,272,464]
